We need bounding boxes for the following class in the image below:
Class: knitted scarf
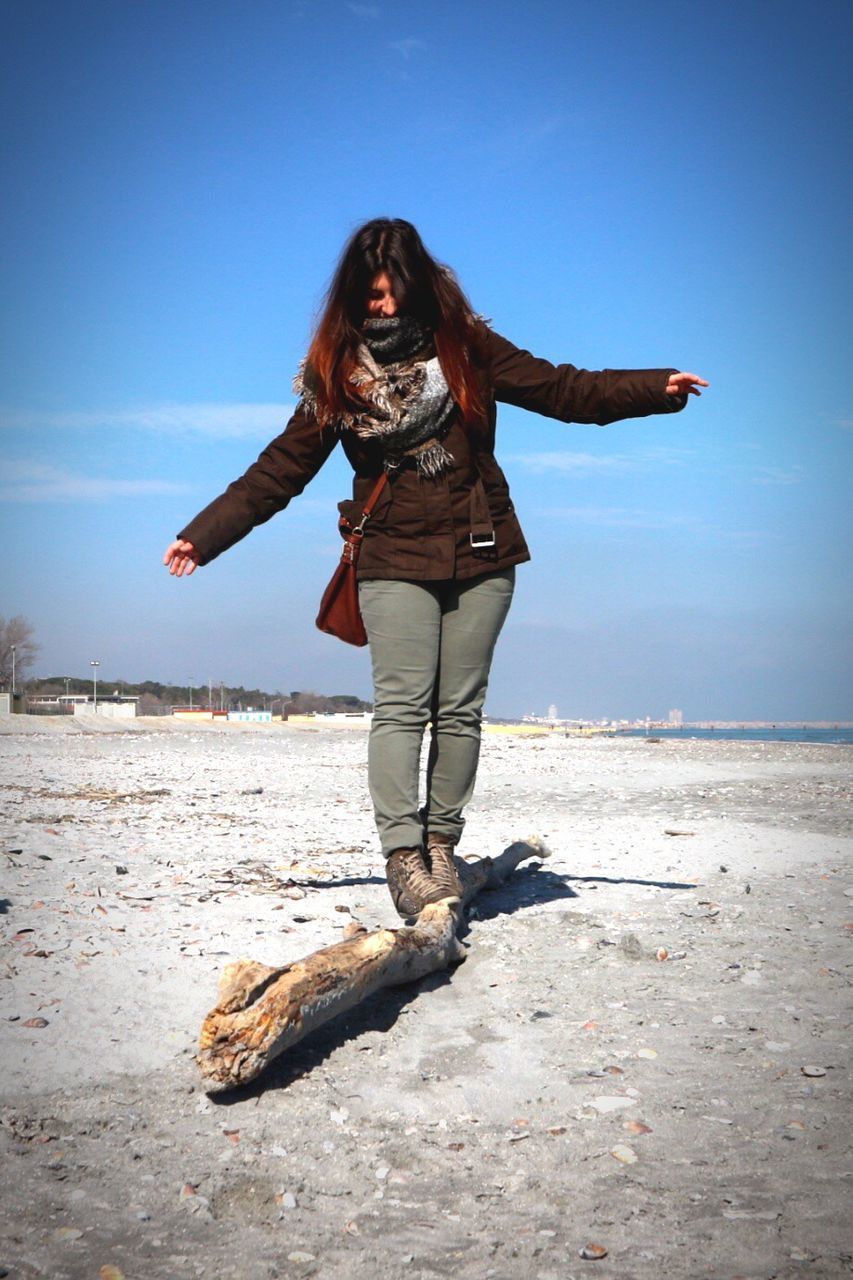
[294,316,456,478]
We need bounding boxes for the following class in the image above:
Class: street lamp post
[188,680,193,710]
[10,645,15,699]
[90,660,100,713]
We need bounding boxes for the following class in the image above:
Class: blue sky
[2,0,850,720]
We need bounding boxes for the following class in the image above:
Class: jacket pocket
[338,497,361,525]
[353,475,392,516]
[339,479,392,539]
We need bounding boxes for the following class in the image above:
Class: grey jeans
[358,568,515,857]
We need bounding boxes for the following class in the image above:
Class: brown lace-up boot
[385,847,447,919]
[426,833,464,899]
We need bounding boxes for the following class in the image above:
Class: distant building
[25,693,138,718]
[29,694,88,708]
[668,708,684,726]
[315,711,373,722]
[547,704,558,722]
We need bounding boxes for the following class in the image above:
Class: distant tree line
[22,675,371,716]
[3,616,371,714]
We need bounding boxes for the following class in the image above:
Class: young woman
[164,218,707,918]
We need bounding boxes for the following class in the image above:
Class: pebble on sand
[578,1242,608,1260]
[722,1209,781,1222]
[588,1096,637,1114]
[610,1144,638,1164]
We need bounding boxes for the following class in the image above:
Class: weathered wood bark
[198,837,548,1092]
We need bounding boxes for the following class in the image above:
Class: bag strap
[353,472,389,534]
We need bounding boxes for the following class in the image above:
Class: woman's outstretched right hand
[163,539,200,577]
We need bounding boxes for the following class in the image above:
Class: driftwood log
[198,837,549,1092]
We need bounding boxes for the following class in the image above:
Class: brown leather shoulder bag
[315,472,389,647]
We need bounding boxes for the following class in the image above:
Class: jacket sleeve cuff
[662,370,688,412]
[176,519,217,567]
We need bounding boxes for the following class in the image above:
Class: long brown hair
[305,218,485,424]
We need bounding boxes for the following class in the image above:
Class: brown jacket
[178,323,685,580]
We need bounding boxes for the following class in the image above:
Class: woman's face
[365,271,399,318]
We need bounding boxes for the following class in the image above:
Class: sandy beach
[1,715,851,1279]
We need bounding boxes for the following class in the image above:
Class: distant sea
[617,726,853,745]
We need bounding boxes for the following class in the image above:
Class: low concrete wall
[73,702,137,719]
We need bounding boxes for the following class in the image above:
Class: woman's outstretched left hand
[666,371,709,397]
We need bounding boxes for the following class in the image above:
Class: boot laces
[398,848,436,897]
[427,838,462,893]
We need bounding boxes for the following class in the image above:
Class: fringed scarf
[293,316,456,478]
